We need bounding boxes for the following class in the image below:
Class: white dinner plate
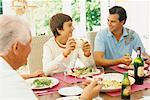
[140,96,150,100]
[101,73,135,92]
[58,86,83,96]
[118,64,134,70]
[25,77,59,89]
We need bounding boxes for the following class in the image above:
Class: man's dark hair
[109,6,127,24]
[50,13,72,37]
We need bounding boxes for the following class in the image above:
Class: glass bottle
[134,47,144,85]
[121,73,131,100]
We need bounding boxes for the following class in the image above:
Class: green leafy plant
[72,0,80,23]
[0,0,3,15]
[34,0,62,36]
[72,0,101,31]
[86,0,101,31]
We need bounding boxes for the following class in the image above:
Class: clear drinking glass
[63,63,72,80]
[99,67,104,78]
[94,67,104,100]
[142,54,149,61]
[93,67,104,79]
[63,63,68,80]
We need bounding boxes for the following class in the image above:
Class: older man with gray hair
[0,15,37,99]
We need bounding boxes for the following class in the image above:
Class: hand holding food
[120,56,132,66]
[124,53,132,60]
[75,39,84,48]
[82,41,91,57]
[63,37,76,57]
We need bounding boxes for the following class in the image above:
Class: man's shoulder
[124,27,140,45]
[124,27,138,36]
[97,28,109,36]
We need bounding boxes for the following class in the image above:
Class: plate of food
[68,66,100,78]
[26,77,59,89]
[101,73,135,92]
[118,64,148,70]
[128,70,149,77]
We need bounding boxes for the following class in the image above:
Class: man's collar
[107,30,113,37]
[107,27,129,37]
[122,27,128,37]
[0,56,14,70]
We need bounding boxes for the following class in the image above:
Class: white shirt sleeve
[42,44,66,75]
[78,48,95,67]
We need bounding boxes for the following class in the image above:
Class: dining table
[35,66,150,100]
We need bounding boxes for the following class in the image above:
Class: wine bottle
[121,73,131,100]
[134,47,144,85]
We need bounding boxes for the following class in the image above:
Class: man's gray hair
[0,15,31,56]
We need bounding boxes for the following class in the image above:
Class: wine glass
[142,55,149,61]
[141,52,149,61]
[93,67,104,100]
[63,69,67,80]
[63,63,68,80]
[63,63,72,80]
[93,67,104,79]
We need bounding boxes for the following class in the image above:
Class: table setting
[25,77,65,96]
[25,64,150,100]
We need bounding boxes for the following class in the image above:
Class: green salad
[33,78,52,88]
